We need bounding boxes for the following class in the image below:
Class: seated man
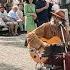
[8,5,23,35]
[0,3,18,36]
[27,10,70,63]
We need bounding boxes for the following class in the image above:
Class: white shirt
[0,10,8,26]
[17,9,23,19]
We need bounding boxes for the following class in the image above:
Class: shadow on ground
[0,42,27,48]
[0,33,27,48]
[0,63,22,70]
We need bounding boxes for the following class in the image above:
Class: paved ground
[0,34,36,70]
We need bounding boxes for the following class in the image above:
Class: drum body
[44,47,70,70]
[43,45,64,66]
[65,53,70,70]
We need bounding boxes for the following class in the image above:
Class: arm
[36,7,47,13]
[27,23,47,48]
[36,3,49,13]
[27,32,43,49]
[34,23,46,37]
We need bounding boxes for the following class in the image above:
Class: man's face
[18,5,23,10]
[13,7,18,12]
[0,7,4,13]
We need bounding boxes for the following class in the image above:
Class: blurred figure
[52,1,60,13]
[24,0,37,46]
[0,3,18,36]
[24,0,37,33]
[35,0,49,27]
[8,5,22,21]
[0,0,7,4]
[8,5,21,35]
[17,3,24,32]
[27,11,69,64]
[13,0,20,5]
[50,0,60,23]
[0,3,7,27]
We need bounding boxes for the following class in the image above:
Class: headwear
[51,10,65,21]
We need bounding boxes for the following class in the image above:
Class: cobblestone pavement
[0,34,36,70]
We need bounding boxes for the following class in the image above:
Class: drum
[43,45,64,66]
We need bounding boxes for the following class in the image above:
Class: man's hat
[51,10,65,21]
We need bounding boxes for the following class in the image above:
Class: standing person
[24,0,37,33]
[35,0,49,27]
[24,0,37,46]
[5,1,13,13]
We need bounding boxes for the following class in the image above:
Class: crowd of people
[0,2,24,36]
[24,0,61,33]
[0,0,66,36]
[24,0,62,46]
[0,1,70,69]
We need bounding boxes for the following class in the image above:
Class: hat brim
[51,12,65,21]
